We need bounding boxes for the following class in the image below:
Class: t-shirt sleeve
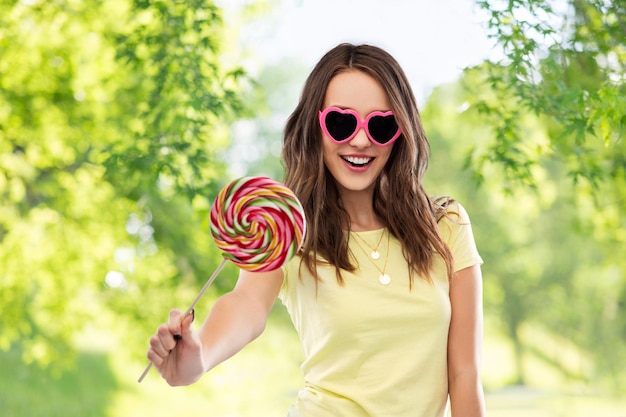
[279,254,299,304]
[438,201,483,272]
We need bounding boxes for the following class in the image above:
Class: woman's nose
[348,126,371,148]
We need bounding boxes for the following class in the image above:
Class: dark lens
[368,115,399,144]
[325,111,357,142]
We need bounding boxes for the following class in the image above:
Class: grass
[1,307,625,417]
[0,346,118,417]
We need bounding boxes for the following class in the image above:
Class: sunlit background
[220,0,499,178]
[1,0,625,416]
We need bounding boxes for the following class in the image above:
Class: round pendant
[371,251,380,260]
[379,274,391,285]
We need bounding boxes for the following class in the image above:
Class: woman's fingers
[146,348,164,366]
[165,308,195,341]
[146,308,198,375]
[147,326,171,361]
[147,309,185,363]
[167,308,185,339]
[157,323,177,351]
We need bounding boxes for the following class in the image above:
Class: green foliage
[470,0,626,189]
[0,0,248,369]
[424,72,626,391]
[105,0,249,200]
[464,1,626,389]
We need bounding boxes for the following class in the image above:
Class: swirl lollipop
[138,176,306,382]
[210,176,306,272]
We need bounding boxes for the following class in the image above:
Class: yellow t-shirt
[279,202,482,417]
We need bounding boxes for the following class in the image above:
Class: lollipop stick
[182,258,228,316]
[137,258,228,383]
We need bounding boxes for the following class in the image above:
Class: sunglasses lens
[368,115,399,144]
[325,111,357,142]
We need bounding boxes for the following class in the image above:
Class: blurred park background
[1,0,625,416]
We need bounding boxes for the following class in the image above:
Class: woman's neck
[339,188,384,232]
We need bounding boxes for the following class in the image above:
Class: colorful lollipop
[138,176,306,382]
[210,176,306,272]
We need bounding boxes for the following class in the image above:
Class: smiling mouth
[342,156,374,167]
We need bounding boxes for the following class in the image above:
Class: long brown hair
[282,43,454,285]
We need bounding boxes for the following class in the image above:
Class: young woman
[147,43,486,417]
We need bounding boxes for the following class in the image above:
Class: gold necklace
[351,227,386,260]
[351,229,391,285]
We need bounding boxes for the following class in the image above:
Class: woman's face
[321,70,395,195]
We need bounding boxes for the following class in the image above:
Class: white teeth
[343,156,372,165]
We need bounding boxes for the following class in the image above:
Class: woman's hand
[145,268,284,386]
[147,309,206,386]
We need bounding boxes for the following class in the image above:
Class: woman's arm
[147,268,284,386]
[447,264,486,417]
[198,268,284,371]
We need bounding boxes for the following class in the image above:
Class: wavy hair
[282,43,454,286]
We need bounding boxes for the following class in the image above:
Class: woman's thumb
[168,308,194,341]
[180,309,195,337]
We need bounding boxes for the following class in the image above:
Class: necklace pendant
[371,250,380,260]
[379,274,391,285]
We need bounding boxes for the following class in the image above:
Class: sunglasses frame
[318,106,402,147]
